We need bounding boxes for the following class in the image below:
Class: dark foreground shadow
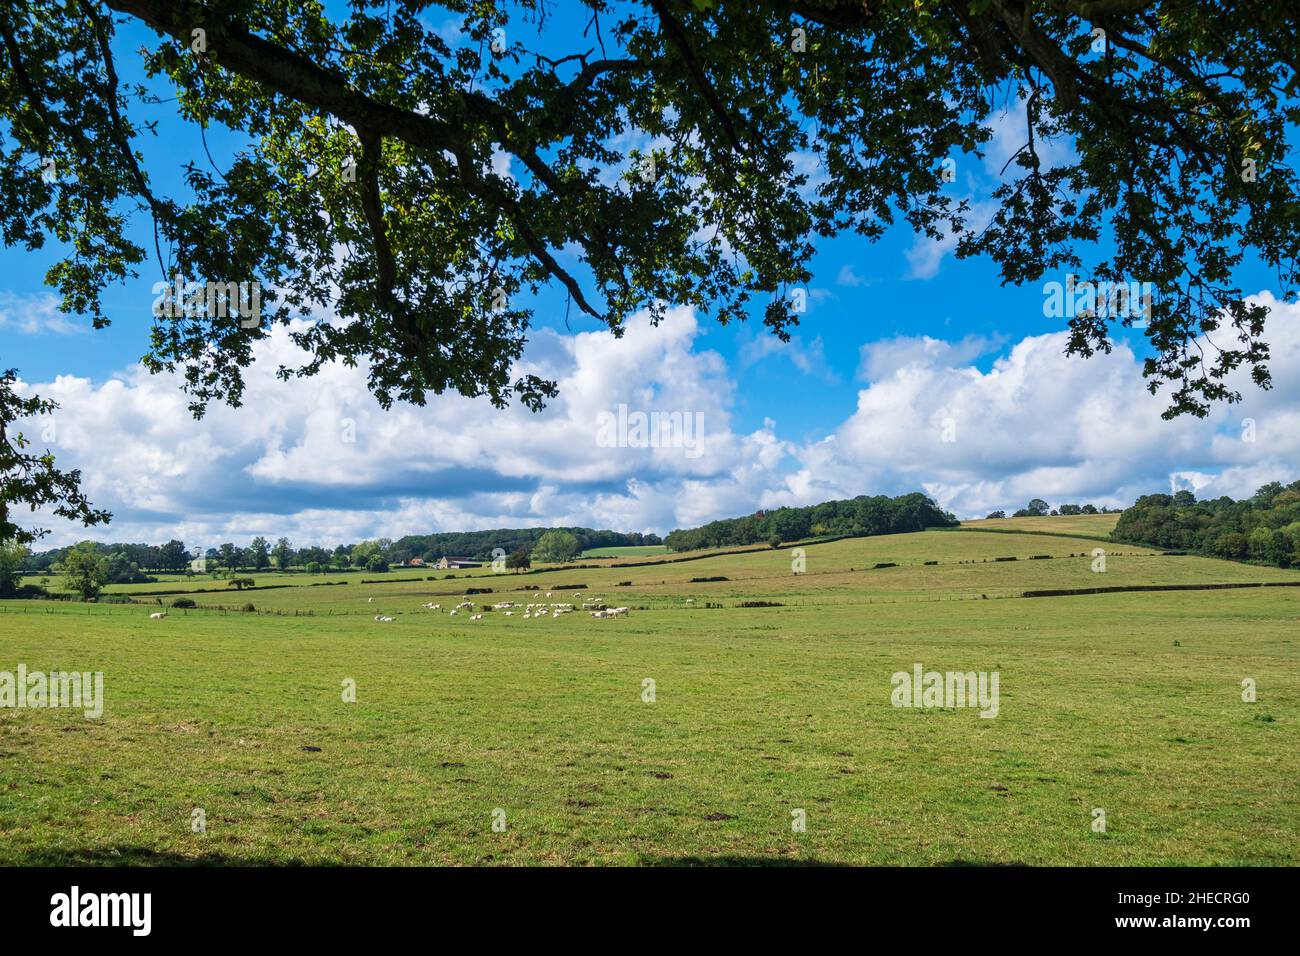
[642,855,850,867]
[939,859,1030,867]
[10,845,316,867]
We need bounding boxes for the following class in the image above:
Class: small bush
[464,587,493,595]
[616,580,632,586]
[994,556,1017,562]
[872,562,897,569]
[171,598,197,609]
[689,576,729,583]
[1030,555,1051,560]
[241,603,256,612]
[553,583,587,590]
[923,560,938,566]
[737,600,783,608]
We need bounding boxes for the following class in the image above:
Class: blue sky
[3,7,1296,549]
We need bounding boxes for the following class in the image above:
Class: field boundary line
[1022,581,1300,598]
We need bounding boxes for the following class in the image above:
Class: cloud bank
[15,295,1300,548]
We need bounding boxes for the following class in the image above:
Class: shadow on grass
[939,859,1030,867]
[10,845,316,866]
[642,855,850,867]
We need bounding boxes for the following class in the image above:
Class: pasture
[1,519,1296,865]
[580,545,673,558]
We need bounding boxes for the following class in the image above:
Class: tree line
[1111,482,1300,568]
[985,500,1120,519]
[662,493,958,552]
[15,528,663,576]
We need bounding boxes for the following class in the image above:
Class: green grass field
[961,513,1121,539]
[2,517,1296,865]
[580,545,673,558]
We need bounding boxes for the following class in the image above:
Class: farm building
[435,556,483,569]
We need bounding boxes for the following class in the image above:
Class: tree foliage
[664,492,956,551]
[0,0,1293,424]
[1111,482,1300,566]
[0,370,110,544]
[55,539,109,599]
[532,529,580,563]
[0,538,28,595]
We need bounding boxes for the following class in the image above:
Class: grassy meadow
[1,517,1296,865]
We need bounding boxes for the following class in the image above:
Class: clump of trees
[389,528,661,565]
[532,530,580,564]
[664,493,956,552]
[0,540,29,596]
[1111,483,1300,567]
[55,541,109,600]
[989,501,1113,519]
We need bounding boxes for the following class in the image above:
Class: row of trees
[386,528,660,565]
[1111,483,1300,567]
[1,540,133,600]
[21,527,662,574]
[986,500,1118,519]
[663,493,957,552]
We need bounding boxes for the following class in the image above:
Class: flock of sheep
[147,590,633,624]
[370,590,631,624]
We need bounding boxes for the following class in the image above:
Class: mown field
[1,518,1296,866]
[961,513,1121,538]
[580,545,673,558]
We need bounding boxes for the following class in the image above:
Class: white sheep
[470,614,483,621]
[149,611,168,620]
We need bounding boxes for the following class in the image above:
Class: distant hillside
[386,528,660,564]
[663,492,957,551]
[1112,481,1300,567]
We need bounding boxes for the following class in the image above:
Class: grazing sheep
[373,615,395,622]
[504,611,514,617]
[149,611,168,620]
[470,614,483,621]
[368,597,374,604]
